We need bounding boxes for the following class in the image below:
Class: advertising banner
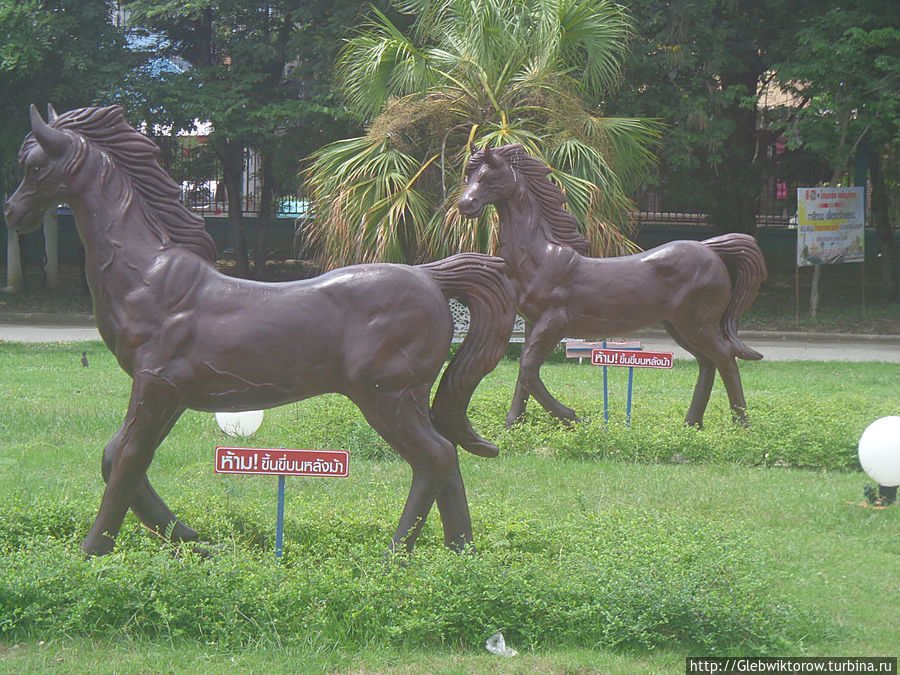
[796,187,865,266]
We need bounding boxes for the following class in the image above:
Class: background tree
[606,0,822,234]
[304,0,660,268]
[1,0,130,290]
[119,0,361,278]
[772,0,899,303]
[0,0,128,177]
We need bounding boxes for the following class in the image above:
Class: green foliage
[305,0,661,267]
[461,358,897,471]
[119,0,359,149]
[0,0,129,183]
[3,344,899,657]
[0,489,821,653]
[772,0,899,177]
[605,0,825,230]
[115,0,365,274]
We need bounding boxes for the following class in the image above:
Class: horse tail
[702,233,768,361]
[420,253,516,457]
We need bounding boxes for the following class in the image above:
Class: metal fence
[153,137,306,218]
[629,211,792,228]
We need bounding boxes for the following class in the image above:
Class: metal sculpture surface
[4,105,516,557]
[458,143,767,428]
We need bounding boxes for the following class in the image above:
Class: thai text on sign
[591,349,673,369]
[215,447,349,476]
[796,186,864,266]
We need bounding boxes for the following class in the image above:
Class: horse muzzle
[456,193,484,218]
[3,191,45,235]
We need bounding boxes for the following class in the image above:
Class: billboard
[796,187,865,266]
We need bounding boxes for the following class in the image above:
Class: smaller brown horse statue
[458,143,767,428]
[4,105,516,557]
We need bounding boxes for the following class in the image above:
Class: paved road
[1,316,898,362]
[636,331,900,363]
[0,323,102,343]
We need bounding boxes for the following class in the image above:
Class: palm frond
[304,134,433,266]
[305,0,656,266]
[548,137,636,232]
[555,0,630,94]
[337,9,435,119]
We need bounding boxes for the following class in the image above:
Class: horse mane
[31,106,218,262]
[467,144,590,255]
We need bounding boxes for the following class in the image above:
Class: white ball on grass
[858,416,900,486]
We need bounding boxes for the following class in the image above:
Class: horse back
[118,258,453,409]
[537,241,731,336]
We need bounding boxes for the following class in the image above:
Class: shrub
[0,490,823,654]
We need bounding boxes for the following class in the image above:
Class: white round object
[215,410,264,437]
[858,416,900,486]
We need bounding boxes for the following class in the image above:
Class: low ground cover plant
[0,343,897,666]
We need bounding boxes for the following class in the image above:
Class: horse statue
[4,105,516,557]
[457,143,767,428]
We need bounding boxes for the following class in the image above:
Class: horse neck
[494,187,553,278]
[65,159,172,310]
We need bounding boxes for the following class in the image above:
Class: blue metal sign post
[214,446,350,561]
[276,475,286,560]
[564,340,673,426]
[600,340,640,428]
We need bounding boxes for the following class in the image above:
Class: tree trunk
[254,153,275,280]
[870,150,897,302]
[809,156,853,318]
[809,264,821,318]
[217,139,250,278]
[708,69,762,235]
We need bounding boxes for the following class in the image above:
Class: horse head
[457,143,520,218]
[4,104,75,235]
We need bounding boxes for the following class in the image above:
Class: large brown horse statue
[458,143,767,428]
[4,105,516,557]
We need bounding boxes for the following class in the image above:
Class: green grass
[0,343,898,673]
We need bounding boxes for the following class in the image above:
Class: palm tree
[304,0,660,267]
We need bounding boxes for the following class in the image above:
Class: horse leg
[506,325,532,426]
[717,356,749,425]
[81,376,181,556]
[690,335,749,424]
[518,314,580,424]
[100,409,199,543]
[671,322,749,425]
[664,322,716,428]
[434,459,473,552]
[354,385,469,554]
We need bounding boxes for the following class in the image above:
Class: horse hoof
[463,440,500,458]
[550,411,582,427]
[382,548,411,568]
[80,533,116,557]
[189,541,217,559]
[505,412,526,428]
[170,521,200,542]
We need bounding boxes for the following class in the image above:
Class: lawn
[0,342,897,674]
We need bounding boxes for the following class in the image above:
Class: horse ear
[483,143,501,168]
[47,103,58,123]
[30,104,69,158]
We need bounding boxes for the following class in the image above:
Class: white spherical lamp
[215,410,264,437]
[858,416,900,505]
